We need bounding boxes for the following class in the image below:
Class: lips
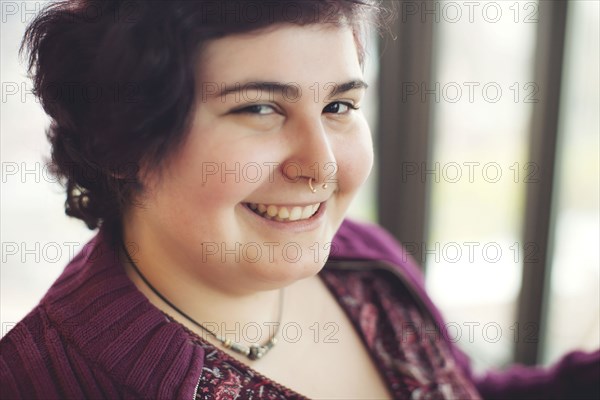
[245,202,321,222]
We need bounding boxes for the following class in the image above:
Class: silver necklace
[122,243,283,360]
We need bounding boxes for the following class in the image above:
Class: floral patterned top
[191,261,481,399]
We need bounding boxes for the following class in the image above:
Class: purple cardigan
[1,219,598,399]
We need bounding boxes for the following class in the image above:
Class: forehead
[197,24,362,86]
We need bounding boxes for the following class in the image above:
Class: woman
[1,1,598,399]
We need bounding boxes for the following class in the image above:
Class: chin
[248,255,327,290]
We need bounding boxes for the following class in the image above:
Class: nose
[281,115,337,187]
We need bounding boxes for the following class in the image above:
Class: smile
[245,202,321,222]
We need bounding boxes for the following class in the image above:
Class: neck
[120,226,284,347]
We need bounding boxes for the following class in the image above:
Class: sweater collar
[42,228,204,399]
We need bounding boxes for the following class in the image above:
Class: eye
[323,101,359,115]
[232,104,277,116]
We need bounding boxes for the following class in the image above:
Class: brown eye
[232,104,277,115]
[323,102,358,114]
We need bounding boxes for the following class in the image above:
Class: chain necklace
[121,243,284,361]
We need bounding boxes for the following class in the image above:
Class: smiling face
[124,23,373,294]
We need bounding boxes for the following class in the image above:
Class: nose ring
[308,178,328,193]
[308,178,317,193]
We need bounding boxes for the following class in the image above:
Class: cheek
[336,120,374,191]
[164,139,257,205]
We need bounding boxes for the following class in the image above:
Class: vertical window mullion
[515,0,569,366]
[377,11,435,267]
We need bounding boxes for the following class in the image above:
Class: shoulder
[0,303,151,400]
[0,306,75,399]
[330,218,425,285]
[328,219,477,382]
[0,243,124,399]
[0,231,107,398]
[1,229,205,399]
[0,306,49,398]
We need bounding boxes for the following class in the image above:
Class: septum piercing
[308,178,328,193]
[308,177,317,193]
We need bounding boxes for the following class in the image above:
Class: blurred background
[1,0,598,373]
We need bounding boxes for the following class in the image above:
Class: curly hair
[21,0,388,235]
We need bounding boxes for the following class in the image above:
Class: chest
[254,278,393,399]
[194,267,481,399]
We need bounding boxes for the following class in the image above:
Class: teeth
[301,206,314,219]
[278,207,290,219]
[289,207,302,221]
[247,202,320,222]
[267,205,278,217]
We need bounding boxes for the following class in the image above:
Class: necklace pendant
[249,345,266,360]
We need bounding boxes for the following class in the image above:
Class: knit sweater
[1,219,599,399]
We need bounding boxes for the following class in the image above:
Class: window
[377,0,599,369]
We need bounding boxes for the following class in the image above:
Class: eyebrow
[216,79,368,99]
[327,79,369,98]
[218,82,299,98]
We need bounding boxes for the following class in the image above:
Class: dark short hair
[22,0,387,234]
